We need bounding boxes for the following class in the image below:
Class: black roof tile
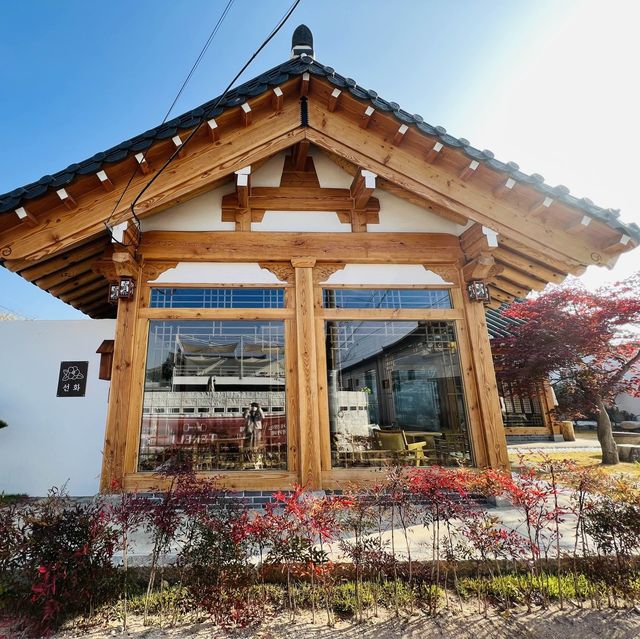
[0,54,638,242]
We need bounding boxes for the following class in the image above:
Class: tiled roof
[1,55,638,242]
[486,307,524,339]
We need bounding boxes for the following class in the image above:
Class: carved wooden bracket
[312,263,346,285]
[258,261,295,283]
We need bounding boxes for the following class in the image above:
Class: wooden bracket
[271,87,284,112]
[462,253,499,281]
[350,168,377,209]
[529,196,554,216]
[206,118,219,142]
[291,257,316,268]
[172,135,185,158]
[57,188,77,210]
[96,170,114,191]
[328,88,341,112]
[601,234,632,253]
[235,166,252,208]
[425,141,443,163]
[459,160,480,182]
[360,106,375,129]
[14,206,38,227]
[493,177,516,199]
[392,124,408,146]
[461,223,499,260]
[135,153,151,175]
[240,102,252,127]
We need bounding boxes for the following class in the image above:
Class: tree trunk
[596,398,619,465]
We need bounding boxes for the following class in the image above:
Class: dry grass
[509,449,640,480]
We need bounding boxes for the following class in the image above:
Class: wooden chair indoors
[372,429,431,466]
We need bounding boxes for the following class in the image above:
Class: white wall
[140,149,468,235]
[0,320,115,496]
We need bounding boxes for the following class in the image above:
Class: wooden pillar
[292,258,322,489]
[99,253,141,492]
[460,288,510,470]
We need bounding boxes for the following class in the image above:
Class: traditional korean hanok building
[1,26,638,493]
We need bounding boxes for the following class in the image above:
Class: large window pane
[139,320,286,472]
[323,288,451,309]
[326,320,471,468]
[150,288,285,309]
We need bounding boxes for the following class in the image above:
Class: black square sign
[56,361,89,397]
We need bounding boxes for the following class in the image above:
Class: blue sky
[0,0,637,319]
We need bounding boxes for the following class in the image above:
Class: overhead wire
[104,0,236,240]
[127,0,303,241]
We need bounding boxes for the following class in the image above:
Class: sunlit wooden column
[97,251,142,492]
[292,258,322,489]
[459,285,510,470]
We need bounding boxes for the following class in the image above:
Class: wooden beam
[0,101,303,261]
[563,214,591,235]
[271,86,284,112]
[35,256,98,290]
[497,263,548,291]
[49,270,104,296]
[235,166,251,208]
[462,253,499,281]
[319,149,469,226]
[139,231,464,263]
[461,223,499,259]
[99,258,142,491]
[360,106,374,129]
[305,106,610,267]
[96,170,114,192]
[493,177,516,199]
[497,236,585,275]
[425,141,443,163]
[350,168,377,209]
[292,140,310,172]
[487,285,514,305]
[300,72,310,97]
[172,135,185,158]
[392,124,408,146]
[293,260,322,489]
[529,195,554,216]
[206,118,219,142]
[135,152,151,175]
[240,102,252,127]
[59,278,107,304]
[221,186,380,215]
[327,88,341,112]
[56,188,77,210]
[459,289,510,470]
[459,160,479,182]
[14,207,38,228]
[491,278,528,299]
[601,234,632,253]
[492,248,567,284]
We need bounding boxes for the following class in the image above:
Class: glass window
[325,320,471,468]
[323,288,451,309]
[498,381,544,427]
[150,288,285,309]
[138,320,287,472]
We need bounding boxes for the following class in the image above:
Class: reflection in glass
[326,320,471,468]
[138,320,286,472]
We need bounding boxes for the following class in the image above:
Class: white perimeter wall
[0,319,116,496]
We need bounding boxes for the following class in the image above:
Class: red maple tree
[492,272,640,464]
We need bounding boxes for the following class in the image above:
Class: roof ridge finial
[291,24,314,59]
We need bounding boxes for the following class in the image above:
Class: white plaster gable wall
[140,183,236,232]
[138,147,469,235]
[322,264,453,285]
[0,320,116,496]
[150,262,286,284]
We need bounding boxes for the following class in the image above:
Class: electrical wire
[104,0,236,239]
[128,0,303,240]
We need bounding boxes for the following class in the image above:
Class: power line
[104,0,236,237]
[128,0,303,237]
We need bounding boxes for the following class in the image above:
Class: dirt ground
[51,606,640,639]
